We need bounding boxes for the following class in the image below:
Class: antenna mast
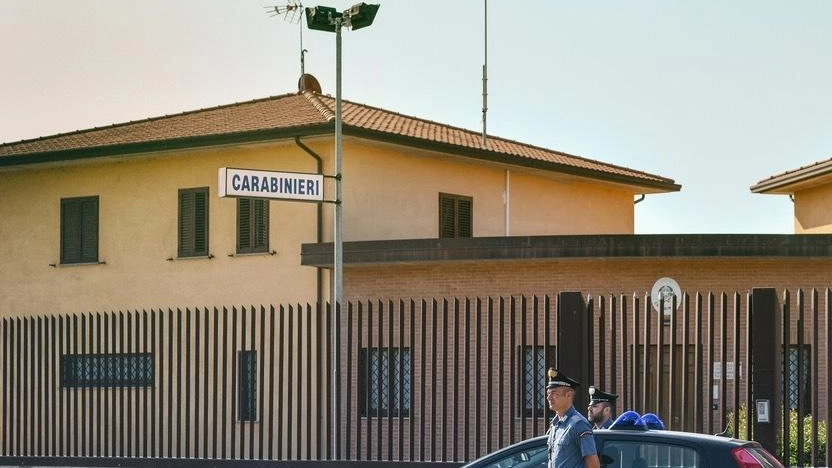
[482,0,488,146]
[267,1,305,76]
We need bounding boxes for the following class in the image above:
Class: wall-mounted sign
[218,167,323,202]
[650,277,682,316]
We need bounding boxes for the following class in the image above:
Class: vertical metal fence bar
[357,301,364,461]
[453,298,461,460]
[719,293,727,433]
[409,299,415,461]
[781,291,790,462]
[36,317,42,456]
[631,295,639,413]
[826,288,831,467]
[621,294,628,415]
[230,306,238,460]
[295,303,303,460]
[194,307,200,458]
[442,298,449,460]
[366,300,372,461]
[656,296,663,418]
[221,307,228,459]
[475,297,482,459]
[15,318,21,456]
[421,298,428,462]
[151,310,157,458]
[668,295,676,430]
[73,314,78,457]
[314,302,322,461]
[462,298,471,460]
[642,295,649,414]
[732,293,740,440]
[23,317,29,457]
[387,300,394,461]
[486,298,494,454]
[96,313,102,457]
[135,311,142,457]
[509,296,515,445]
[694,293,703,434]
[598,296,606,392]
[345,302,353,461]
[377,300,384,460]
[251,305,257,460]
[239,306,246,460]
[111,312,117,457]
[177,308,184,458]
[304,303,311,460]
[259,306,266,460]
[611,295,618,398]
[398,299,405,461]
[2,319,6,456]
[276,305,285,460]
[205,308,211,459]
[744,294,752,441]
[156,310,163,459]
[213,307,220,459]
[797,290,805,466]
[811,290,819,468]
[498,297,505,449]
[707,293,715,435]
[267,306,276,460]
[681,294,689,432]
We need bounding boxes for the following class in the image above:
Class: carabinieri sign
[218,167,324,202]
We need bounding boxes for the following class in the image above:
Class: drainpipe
[295,136,324,306]
[634,194,646,204]
[504,169,510,236]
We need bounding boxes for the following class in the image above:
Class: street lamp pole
[304,3,379,458]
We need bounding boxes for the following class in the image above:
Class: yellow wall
[1,137,637,317]
[342,139,634,239]
[794,183,832,233]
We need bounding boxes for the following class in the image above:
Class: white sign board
[218,167,323,202]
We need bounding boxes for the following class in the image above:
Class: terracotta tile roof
[0,91,679,191]
[751,156,832,194]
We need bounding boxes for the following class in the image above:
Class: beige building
[0,77,678,319]
[751,156,832,233]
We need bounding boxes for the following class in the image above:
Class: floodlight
[305,6,341,32]
[347,3,379,30]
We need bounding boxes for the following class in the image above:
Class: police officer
[545,368,600,468]
[586,386,618,429]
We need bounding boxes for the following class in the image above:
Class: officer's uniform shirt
[595,418,613,430]
[547,405,597,468]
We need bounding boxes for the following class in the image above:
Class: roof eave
[345,126,681,194]
[751,161,832,194]
[0,123,334,168]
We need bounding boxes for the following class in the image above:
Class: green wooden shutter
[457,197,472,238]
[439,194,456,238]
[61,196,98,264]
[178,188,208,257]
[237,198,268,254]
[439,193,472,238]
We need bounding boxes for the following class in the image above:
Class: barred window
[519,345,556,417]
[60,353,153,388]
[358,347,411,417]
[786,345,811,412]
[238,350,257,421]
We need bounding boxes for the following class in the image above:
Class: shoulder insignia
[579,430,593,438]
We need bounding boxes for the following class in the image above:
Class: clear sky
[2,1,830,234]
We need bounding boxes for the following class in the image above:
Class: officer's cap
[589,386,618,405]
[545,367,580,390]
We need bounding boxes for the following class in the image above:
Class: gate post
[750,288,782,456]
[558,291,591,411]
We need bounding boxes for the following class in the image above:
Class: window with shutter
[237,198,269,254]
[60,196,99,264]
[178,187,209,257]
[438,193,473,238]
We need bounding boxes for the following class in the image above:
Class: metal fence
[0,288,830,466]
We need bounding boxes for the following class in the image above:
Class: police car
[460,411,783,468]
